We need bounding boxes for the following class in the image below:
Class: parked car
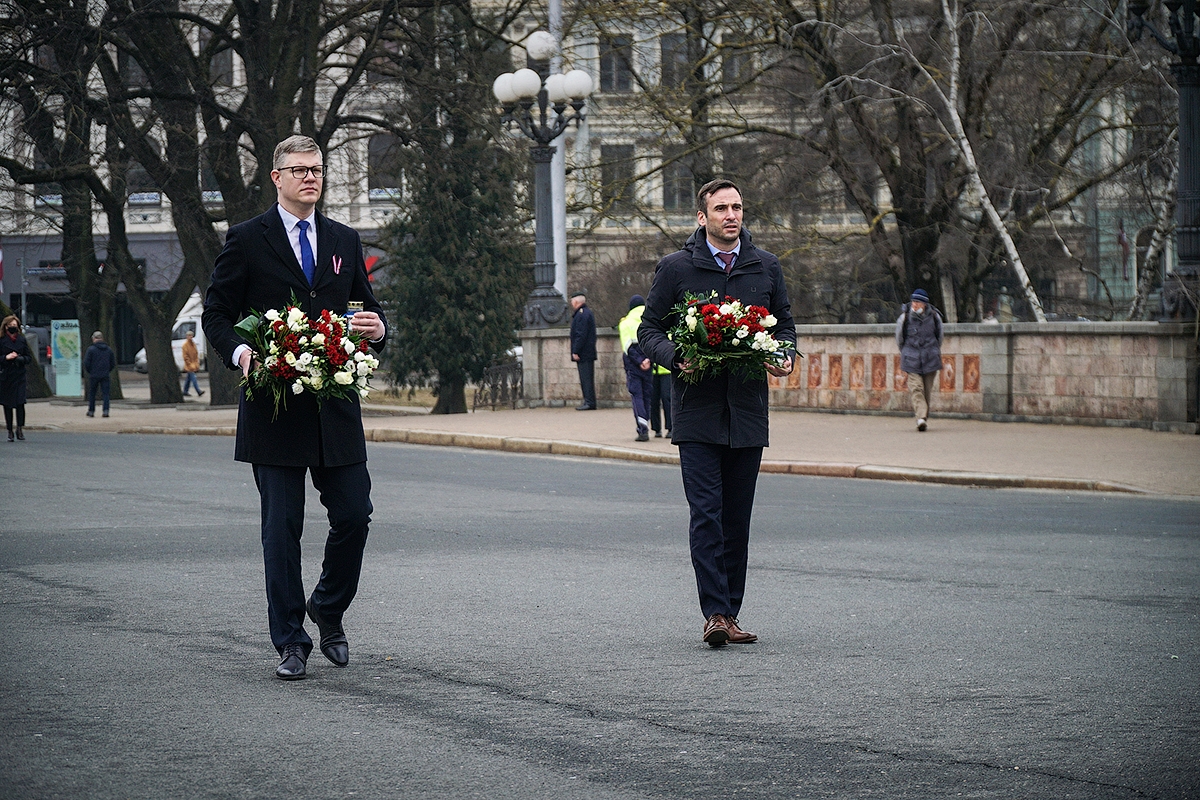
[134,292,207,373]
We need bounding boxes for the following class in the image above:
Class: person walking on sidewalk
[570,291,597,410]
[1,315,32,442]
[617,295,653,442]
[895,288,944,432]
[202,135,388,681]
[83,331,117,418]
[181,330,204,397]
[639,178,796,648]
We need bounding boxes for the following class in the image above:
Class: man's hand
[640,358,652,371]
[237,348,256,378]
[4,351,16,361]
[572,353,580,362]
[676,359,695,375]
[349,310,385,341]
[765,356,793,378]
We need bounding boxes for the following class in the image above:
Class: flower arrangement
[666,291,793,384]
[234,300,379,417]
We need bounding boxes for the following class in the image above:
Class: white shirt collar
[705,239,741,260]
[277,204,316,231]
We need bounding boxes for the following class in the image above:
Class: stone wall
[520,323,1199,430]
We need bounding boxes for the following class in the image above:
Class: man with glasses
[203,135,388,681]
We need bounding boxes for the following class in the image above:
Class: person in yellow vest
[617,295,653,442]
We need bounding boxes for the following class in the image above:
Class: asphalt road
[1,433,1197,799]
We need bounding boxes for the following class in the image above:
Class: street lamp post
[1129,0,1200,320]
[493,32,592,328]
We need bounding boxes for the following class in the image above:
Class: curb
[44,423,1145,495]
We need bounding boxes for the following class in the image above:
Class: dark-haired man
[638,179,796,647]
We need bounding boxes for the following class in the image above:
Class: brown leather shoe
[727,618,758,644]
[703,614,730,647]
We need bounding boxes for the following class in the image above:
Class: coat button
[310,291,317,298]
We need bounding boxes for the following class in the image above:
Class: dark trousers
[626,367,652,435]
[576,359,597,408]
[650,372,672,434]
[677,442,763,620]
[4,404,25,432]
[252,461,373,655]
[87,376,111,414]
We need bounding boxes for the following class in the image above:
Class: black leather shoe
[306,599,349,667]
[15,427,24,441]
[275,643,307,680]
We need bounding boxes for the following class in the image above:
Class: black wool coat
[202,205,387,467]
[638,228,796,449]
[0,334,32,407]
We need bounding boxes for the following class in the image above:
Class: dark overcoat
[0,333,31,407]
[202,204,387,467]
[638,228,796,449]
[570,304,597,361]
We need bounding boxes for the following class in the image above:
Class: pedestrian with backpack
[895,288,943,432]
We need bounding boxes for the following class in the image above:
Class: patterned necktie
[298,220,315,285]
[716,251,735,274]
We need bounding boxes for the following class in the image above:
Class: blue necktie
[298,220,315,285]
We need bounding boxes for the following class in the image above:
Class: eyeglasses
[280,165,325,179]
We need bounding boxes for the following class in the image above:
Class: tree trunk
[432,375,468,415]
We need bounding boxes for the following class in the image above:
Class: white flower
[736,326,749,339]
[287,307,304,325]
[356,361,371,377]
[686,316,697,331]
[761,314,777,327]
[264,355,277,368]
[356,376,367,387]
[334,370,354,385]
[731,338,740,346]
[354,351,367,362]
[296,352,313,367]
[265,309,280,322]
[284,352,297,365]
[309,376,324,390]
[291,380,304,394]
[359,388,370,398]
[311,333,325,346]
[686,306,697,317]
[344,339,356,355]
[753,331,768,343]
[719,303,734,315]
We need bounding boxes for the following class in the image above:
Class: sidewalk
[21,370,1200,497]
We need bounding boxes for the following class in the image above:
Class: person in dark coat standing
[83,331,117,418]
[202,135,388,681]
[617,294,653,441]
[639,179,797,647]
[569,291,597,410]
[895,288,944,432]
[1,315,32,442]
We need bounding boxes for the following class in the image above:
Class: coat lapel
[312,209,340,288]
[261,205,310,287]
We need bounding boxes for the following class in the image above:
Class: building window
[721,37,752,91]
[600,35,633,93]
[118,50,149,89]
[200,151,222,205]
[33,154,61,207]
[601,144,635,213]
[198,28,233,87]
[660,33,688,90]
[662,146,693,211]
[126,158,161,206]
[368,133,403,202]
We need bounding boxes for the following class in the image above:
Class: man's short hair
[696,178,741,214]
[92,331,103,341]
[273,135,322,170]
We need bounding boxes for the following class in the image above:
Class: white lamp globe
[510,68,543,99]
[525,30,558,61]
[562,69,594,100]
[545,73,568,104]
[492,73,518,104]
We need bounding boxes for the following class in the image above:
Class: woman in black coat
[1,315,32,442]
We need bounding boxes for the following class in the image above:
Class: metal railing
[472,360,523,410]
